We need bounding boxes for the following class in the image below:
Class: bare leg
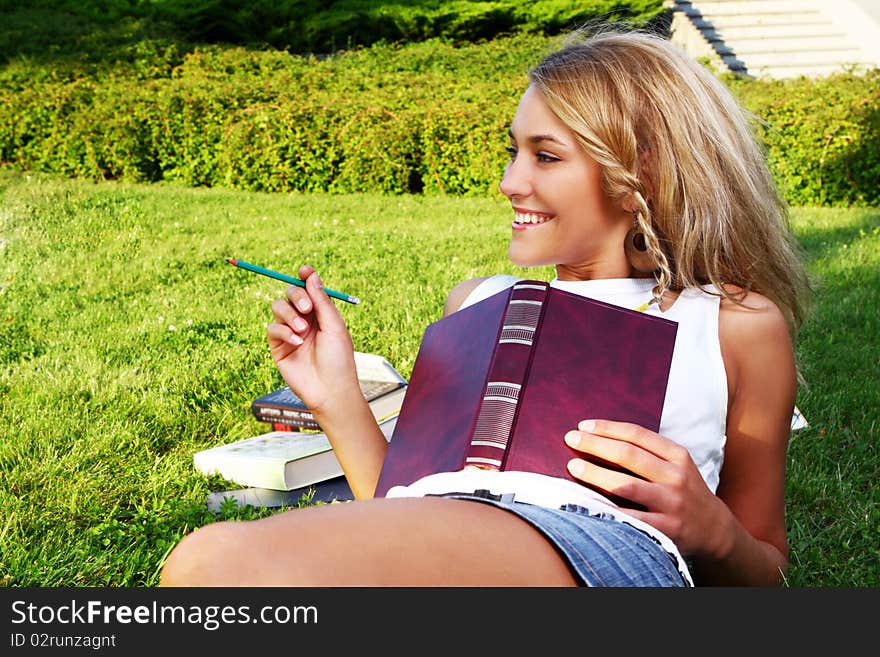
[159,497,578,586]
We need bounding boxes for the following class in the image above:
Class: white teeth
[514,212,551,224]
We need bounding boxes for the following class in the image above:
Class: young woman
[160,28,810,587]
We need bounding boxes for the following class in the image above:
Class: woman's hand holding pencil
[264,264,395,496]
[264,264,362,417]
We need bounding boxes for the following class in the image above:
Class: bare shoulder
[442,277,490,317]
[718,285,789,343]
[717,285,795,409]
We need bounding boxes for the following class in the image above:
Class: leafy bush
[2,33,878,205]
[0,35,545,195]
[728,71,880,207]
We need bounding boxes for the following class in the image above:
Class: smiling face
[500,85,633,280]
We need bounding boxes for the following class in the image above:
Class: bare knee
[159,512,328,586]
[160,521,246,587]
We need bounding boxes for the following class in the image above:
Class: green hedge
[1,34,878,204]
[0,36,543,195]
[727,72,880,207]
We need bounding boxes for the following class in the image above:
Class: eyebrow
[507,128,567,147]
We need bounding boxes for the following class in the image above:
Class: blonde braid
[631,190,672,306]
[601,155,673,306]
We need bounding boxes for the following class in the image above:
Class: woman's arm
[688,291,796,584]
[267,265,388,499]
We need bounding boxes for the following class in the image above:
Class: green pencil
[226,258,361,305]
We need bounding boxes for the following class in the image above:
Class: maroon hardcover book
[374,280,678,497]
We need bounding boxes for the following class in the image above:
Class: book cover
[374,281,678,498]
[251,351,407,430]
[206,476,354,513]
[195,414,398,491]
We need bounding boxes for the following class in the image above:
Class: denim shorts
[438,492,690,587]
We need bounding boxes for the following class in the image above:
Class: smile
[512,211,554,230]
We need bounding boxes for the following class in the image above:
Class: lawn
[0,170,877,586]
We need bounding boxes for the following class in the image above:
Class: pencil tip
[226,258,237,266]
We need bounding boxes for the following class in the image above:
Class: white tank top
[386,275,728,583]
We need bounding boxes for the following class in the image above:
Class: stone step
[677,0,822,16]
[700,24,845,41]
[722,49,873,69]
[669,0,880,77]
[712,36,862,55]
[742,63,869,78]
[688,12,827,29]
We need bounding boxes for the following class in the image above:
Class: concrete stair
[667,0,880,78]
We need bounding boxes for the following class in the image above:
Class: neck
[555,260,632,282]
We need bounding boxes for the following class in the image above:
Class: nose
[499,156,531,200]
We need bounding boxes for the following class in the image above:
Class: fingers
[292,264,316,315]
[301,268,344,330]
[565,451,706,551]
[565,449,685,513]
[266,265,346,351]
[270,297,310,345]
[565,431,669,484]
[267,320,302,352]
[280,265,344,332]
[573,419,691,464]
[565,456,654,508]
[564,420,692,488]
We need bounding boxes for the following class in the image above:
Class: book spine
[463,281,548,470]
[253,406,319,426]
[255,413,320,431]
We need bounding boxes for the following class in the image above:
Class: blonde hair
[528,28,810,336]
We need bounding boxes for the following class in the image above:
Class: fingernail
[564,431,580,448]
[296,298,310,312]
[578,420,596,432]
[288,333,303,346]
[293,317,308,331]
[567,459,585,477]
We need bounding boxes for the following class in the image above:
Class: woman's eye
[537,152,559,163]
[505,146,517,159]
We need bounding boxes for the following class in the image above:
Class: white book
[351,351,407,385]
[194,414,398,491]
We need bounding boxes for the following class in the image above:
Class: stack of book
[195,415,400,500]
[194,352,407,506]
[250,352,407,432]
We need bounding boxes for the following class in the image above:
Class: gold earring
[624,220,659,273]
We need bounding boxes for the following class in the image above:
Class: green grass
[783,208,880,586]
[1,171,877,587]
